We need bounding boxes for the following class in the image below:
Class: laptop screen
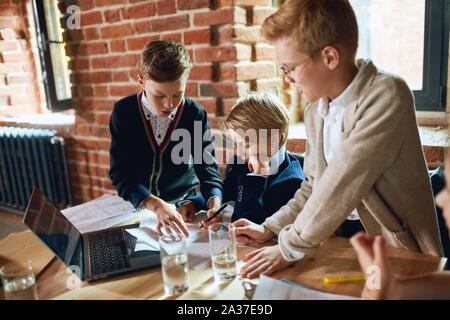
[23,187,83,273]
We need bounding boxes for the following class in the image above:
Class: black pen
[200,203,228,228]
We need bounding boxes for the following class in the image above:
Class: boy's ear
[321,46,340,71]
[137,74,146,91]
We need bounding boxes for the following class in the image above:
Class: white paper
[252,275,360,300]
[128,204,237,270]
[61,194,138,234]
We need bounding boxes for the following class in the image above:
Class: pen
[323,275,366,284]
[200,203,228,228]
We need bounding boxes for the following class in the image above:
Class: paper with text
[61,194,138,234]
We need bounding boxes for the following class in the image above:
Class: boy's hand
[350,232,397,300]
[199,197,223,229]
[239,244,294,279]
[232,218,275,244]
[248,154,271,176]
[177,201,196,222]
[143,196,189,237]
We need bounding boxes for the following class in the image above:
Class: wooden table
[0,228,446,300]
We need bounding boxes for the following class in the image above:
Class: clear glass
[43,0,72,101]
[0,261,39,300]
[158,233,190,296]
[208,222,237,283]
[350,0,425,90]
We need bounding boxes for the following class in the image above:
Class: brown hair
[261,0,358,60]
[141,39,192,82]
[222,91,291,147]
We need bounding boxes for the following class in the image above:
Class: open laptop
[23,187,161,282]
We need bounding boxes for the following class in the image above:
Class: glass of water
[159,232,190,296]
[0,261,38,300]
[208,222,237,283]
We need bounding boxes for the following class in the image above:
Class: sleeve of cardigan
[109,101,152,209]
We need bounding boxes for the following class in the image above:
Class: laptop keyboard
[88,229,131,276]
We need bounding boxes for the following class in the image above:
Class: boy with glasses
[233,0,443,279]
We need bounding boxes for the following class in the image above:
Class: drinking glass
[159,233,190,295]
[208,222,237,283]
[0,261,38,300]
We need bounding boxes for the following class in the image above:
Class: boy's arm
[109,102,152,209]
[193,108,224,209]
[280,77,411,258]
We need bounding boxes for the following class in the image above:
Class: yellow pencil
[323,275,366,284]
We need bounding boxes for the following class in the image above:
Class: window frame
[415,0,449,111]
[31,0,72,112]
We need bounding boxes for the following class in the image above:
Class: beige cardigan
[264,59,443,258]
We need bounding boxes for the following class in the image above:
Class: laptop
[23,187,161,282]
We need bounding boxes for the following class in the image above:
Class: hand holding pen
[199,203,228,229]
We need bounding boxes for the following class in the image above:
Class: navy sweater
[109,93,223,209]
[185,152,305,224]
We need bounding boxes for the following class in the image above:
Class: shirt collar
[318,59,369,118]
[141,91,179,120]
[268,144,286,176]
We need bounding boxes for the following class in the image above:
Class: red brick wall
[52,0,286,204]
[0,0,445,206]
[0,0,44,115]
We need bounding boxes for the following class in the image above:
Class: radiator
[0,127,72,213]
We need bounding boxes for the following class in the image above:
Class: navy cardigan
[185,152,305,224]
[109,92,223,209]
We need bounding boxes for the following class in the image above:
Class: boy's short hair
[222,91,291,147]
[141,39,192,82]
[261,0,358,60]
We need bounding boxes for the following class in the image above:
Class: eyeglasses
[279,47,323,79]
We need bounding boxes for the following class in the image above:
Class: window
[31,0,72,112]
[350,0,449,111]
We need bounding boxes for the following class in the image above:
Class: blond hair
[261,0,358,60]
[222,91,290,147]
[141,39,192,82]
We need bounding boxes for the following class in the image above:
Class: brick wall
[53,0,294,204]
[0,0,44,115]
[0,0,446,206]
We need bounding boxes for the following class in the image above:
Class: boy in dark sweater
[177,92,305,228]
[109,40,223,237]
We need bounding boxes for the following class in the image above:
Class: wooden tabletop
[0,229,446,300]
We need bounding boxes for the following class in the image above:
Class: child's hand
[248,154,271,176]
[199,197,223,229]
[177,201,196,222]
[350,232,397,300]
[199,208,223,229]
[143,196,189,237]
[232,218,275,244]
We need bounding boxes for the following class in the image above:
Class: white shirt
[141,92,179,146]
[318,60,368,221]
[278,60,369,262]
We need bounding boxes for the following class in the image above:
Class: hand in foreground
[199,197,223,229]
[143,196,189,237]
[177,201,196,222]
[350,232,396,300]
[239,244,294,279]
[233,218,275,244]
